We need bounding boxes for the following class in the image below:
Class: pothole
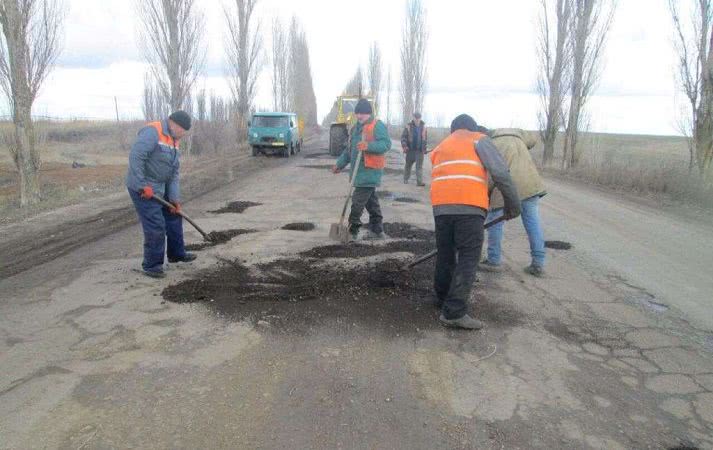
[383,222,434,240]
[282,222,316,231]
[302,152,334,159]
[185,229,257,251]
[394,197,420,203]
[209,201,262,214]
[163,229,522,335]
[545,240,573,250]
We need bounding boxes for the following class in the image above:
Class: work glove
[139,185,154,199]
[357,141,369,151]
[331,166,342,174]
[169,201,182,215]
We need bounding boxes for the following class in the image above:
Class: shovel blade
[329,223,350,243]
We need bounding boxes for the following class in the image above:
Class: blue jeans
[486,196,545,268]
[129,189,186,272]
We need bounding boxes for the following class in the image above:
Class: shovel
[329,149,364,243]
[152,195,215,242]
[402,215,508,270]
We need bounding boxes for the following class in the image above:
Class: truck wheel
[282,146,290,158]
[290,144,295,155]
[329,126,347,156]
[251,146,258,157]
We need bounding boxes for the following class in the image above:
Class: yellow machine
[328,96,376,156]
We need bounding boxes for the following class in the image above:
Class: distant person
[430,114,520,330]
[126,111,196,278]
[332,99,392,240]
[482,128,546,277]
[400,112,428,186]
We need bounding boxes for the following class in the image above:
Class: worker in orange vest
[430,114,521,329]
[332,99,392,240]
[126,111,195,278]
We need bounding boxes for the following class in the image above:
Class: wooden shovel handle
[152,195,211,241]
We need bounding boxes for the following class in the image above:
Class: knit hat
[169,110,192,131]
[413,112,422,119]
[450,114,478,133]
[354,99,373,115]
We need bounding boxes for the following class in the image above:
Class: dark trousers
[129,189,186,272]
[404,151,424,183]
[348,187,384,234]
[434,214,485,319]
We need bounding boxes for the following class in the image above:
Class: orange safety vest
[147,121,179,150]
[360,119,386,169]
[430,130,489,209]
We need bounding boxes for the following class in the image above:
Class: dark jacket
[125,119,181,202]
[336,117,392,187]
[401,120,428,153]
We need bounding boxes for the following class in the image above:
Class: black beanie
[169,110,192,131]
[450,114,478,133]
[354,98,373,115]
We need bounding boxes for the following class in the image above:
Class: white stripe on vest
[432,159,483,170]
[432,175,487,184]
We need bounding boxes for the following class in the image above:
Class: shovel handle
[337,149,364,227]
[152,195,211,241]
[404,215,508,269]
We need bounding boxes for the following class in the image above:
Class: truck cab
[248,112,301,158]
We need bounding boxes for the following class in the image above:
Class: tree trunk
[15,108,41,206]
[696,24,713,183]
[2,1,42,206]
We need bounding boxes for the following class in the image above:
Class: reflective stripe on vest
[147,121,178,150]
[429,130,489,209]
[361,119,385,169]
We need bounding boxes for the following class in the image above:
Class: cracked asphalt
[1,134,712,449]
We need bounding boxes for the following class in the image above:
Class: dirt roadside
[0,134,321,280]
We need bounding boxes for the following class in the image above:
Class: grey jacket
[433,136,520,218]
[125,119,181,202]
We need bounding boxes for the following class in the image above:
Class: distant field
[393,126,709,209]
[0,119,244,223]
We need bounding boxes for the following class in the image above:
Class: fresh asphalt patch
[185,229,257,251]
[209,201,263,214]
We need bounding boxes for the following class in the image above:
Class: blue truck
[248,112,302,158]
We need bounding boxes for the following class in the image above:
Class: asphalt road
[1,134,712,449]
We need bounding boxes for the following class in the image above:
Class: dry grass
[0,119,245,224]
[417,127,712,210]
[538,132,713,210]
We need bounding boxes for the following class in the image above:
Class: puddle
[631,294,669,313]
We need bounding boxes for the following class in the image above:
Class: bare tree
[196,87,206,121]
[367,42,383,113]
[0,0,64,206]
[225,0,263,139]
[137,0,205,113]
[286,16,317,124]
[385,65,392,126]
[536,0,573,165]
[669,0,713,181]
[270,17,289,111]
[400,0,428,124]
[562,0,616,169]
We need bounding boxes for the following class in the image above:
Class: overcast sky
[15,0,685,136]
